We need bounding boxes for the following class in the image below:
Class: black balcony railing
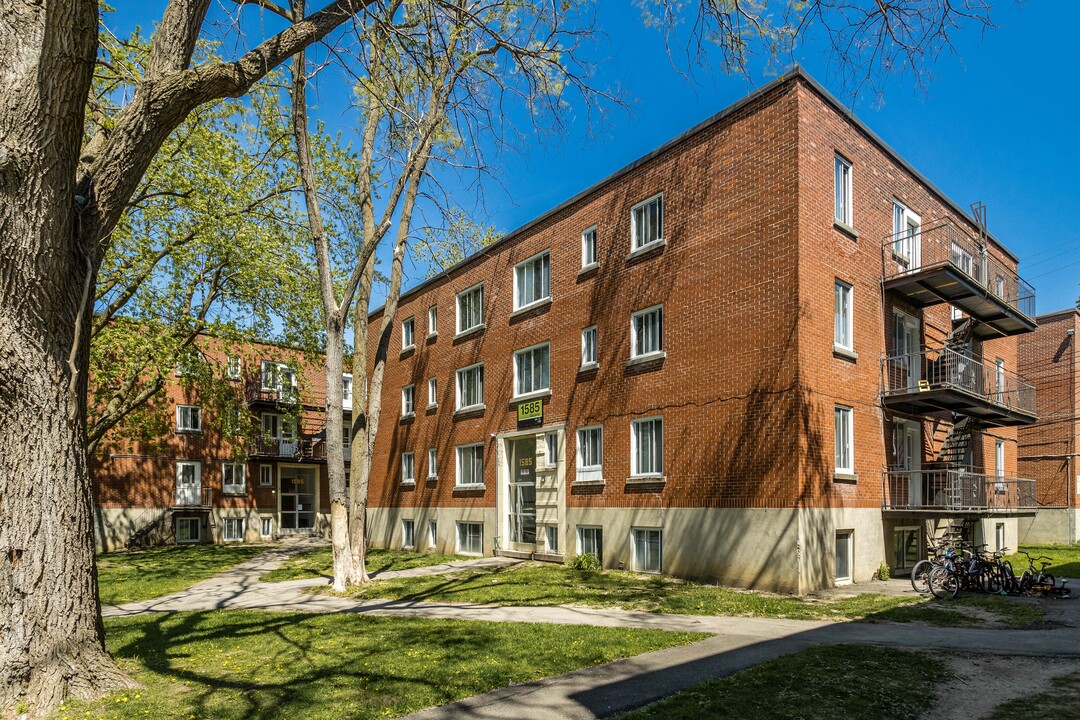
[248,436,326,460]
[882,469,1037,513]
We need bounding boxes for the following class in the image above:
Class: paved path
[102,545,1080,719]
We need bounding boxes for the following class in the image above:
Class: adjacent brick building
[92,67,1042,593]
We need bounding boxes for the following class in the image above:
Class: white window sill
[400,412,415,420]
[834,471,858,482]
[427,333,438,340]
[627,237,667,260]
[454,324,486,341]
[426,475,438,482]
[833,219,859,238]
[627,351,666,366]
[426,403,438,411]
[510,297,552,319]
[579,362,599,372]
[572,478,606,487]
[578,262,599,276]
[400,480,416,487]
[453,483,486,491]
[512,389,551,403]
[832,344,858,361]
[628,474,666,484]
[453,404,486,416]
[401,344,416,354]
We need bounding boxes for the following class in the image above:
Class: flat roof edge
[1035,307,1080,322]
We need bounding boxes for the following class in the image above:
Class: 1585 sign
[517,398,543,428]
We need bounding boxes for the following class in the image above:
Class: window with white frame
[259,465,273,487]
[631,417,663,477]
[834,154,852,226]
[582,226,597,267]
[835,530,853,584]
[402,317,415,350]
[401,452,415,484]
[428,520,438,548]
[545,432,558,467]
[545,525,559,553]
[176,405,202,432]
[995,522,1005,552]
[892,200,921,271]
[834,280,853,351]
[427,448,437,479]
[576,425,603,482]
[342,374,353,409]
[455,363,484,410]
[260,516,273,538]
[226,356,242,380]
[834,405,854,474]
[222,517,244,542]
[632,528,662,573]
[995,440,1006,492]
[995,358,1006,404]
[428,377,437,407]
[260,361,296,401]
[401,385,415,416]
[176,517,200,543]
[577,526,603,562]
[428,305,438,336]
[631,305,663,359]
[402,519,415,548]
[261,413,296,440]
[631,194,664,250]
[581,326,597,367]
[456,284,484,334]
[222,463,246,495]
[457,521,483,555]
[514,342,550,397]
[456,443,484,487]
[514,251,551,310]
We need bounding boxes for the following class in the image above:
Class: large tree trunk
[0,1,136,714]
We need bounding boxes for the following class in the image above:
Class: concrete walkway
[102,544,1080,719]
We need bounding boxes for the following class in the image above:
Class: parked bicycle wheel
[929,566,959,600]
[910,559,933,594]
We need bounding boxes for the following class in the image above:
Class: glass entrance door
[280,466,317,531]
[509,439,537,546]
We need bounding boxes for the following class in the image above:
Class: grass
[53,610,705,720]
[987,669,1080,718]
[617,644,944,720]
[1006,544,1080,579]
[96,544,269,605]
[331,563,1043,626]
[259,546,467,582]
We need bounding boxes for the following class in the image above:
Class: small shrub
[569,553,602,572]
[876,563,891,581]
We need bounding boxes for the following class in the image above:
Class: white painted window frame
[222,462,246,495]
[630,416,664,478]
[630,304,664,360]
[455,362,484,411]
[456,283,484,334]
[513,250,551,311]
[513,341,551,398]
[631,193,664,251]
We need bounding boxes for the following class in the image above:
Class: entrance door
[508,439,537,547]
[893,419,922,507]
[892,311,921,390]
[892,201,921,273]
[176,461,201,506]
[280,466,317,531]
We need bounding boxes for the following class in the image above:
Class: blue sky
[108,1,1079,314]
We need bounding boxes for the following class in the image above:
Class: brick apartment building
[1019,308,1080,544]
[92,67,1042,593]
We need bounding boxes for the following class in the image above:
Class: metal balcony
[248,436,326,461]
[882,346,1036,426]
[882,219,1036,338]
[882,469,1037,514]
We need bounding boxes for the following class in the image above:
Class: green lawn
[52,611,704,720]
[618,645,944,719]
[1006,544,1080,579]
[260,546,467,582]
[97,544,269,605]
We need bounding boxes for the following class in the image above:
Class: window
[576,426,603,482]
[222,463,246,495]
[260,517,273,539]
[834,280,853,351]
[456,284,484,334]
[427,448,437,479]
[342,426,351,453]
[261,361,297,401]
[342,374,353,409]
[226,356,242,380]
[401,452,415,484]
[582,226,597,267]
[401,385,415,416]
[428,520,438,548]
[457,521,483,555]
[514,343,550,397]
[892,201,921,271]
[546,526,559,553]
[951,241,974,276]
[834,405,854,474]
[835,530,853,584]
[995,523,1005,552]
[176,405,201,432]
[428,305,438,336]
[632,528,662,573]
[995,358,1006,404]
[581,326,597,367]
[631,417,663,477]
[455,363,484,410]
[545,432,558,467]
[514,251,551,310]
[995,440,1006,493]
[428,377,437,407]
[176,517,200,543]
[631,194,663,250]
[259,465,273,487]
[577,526,603,562]
[456,444,484,487]
[893,527,918,570]
[261,413,296,440]
[402,519,415,548]
[222,518,244,542]
[994,274,1006,299]
[834,154,852,225]
[631,305,663,359]
[402,317,415,350]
